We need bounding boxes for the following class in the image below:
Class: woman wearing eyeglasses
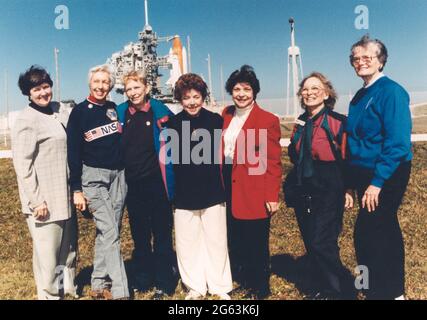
[346,35,412,300]
[285,72,354,300]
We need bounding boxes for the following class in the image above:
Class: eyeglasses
[350,55,378,65]
[301,86,324,96]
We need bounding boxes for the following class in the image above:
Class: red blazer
[222,103,282,220]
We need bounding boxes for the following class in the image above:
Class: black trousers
[223,164,271,297]
[294,161,353,298]
[352,161,411,300]
[126,171,177,294]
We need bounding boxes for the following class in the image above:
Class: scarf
[297,107,326,185]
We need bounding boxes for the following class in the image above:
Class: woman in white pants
[12,66,77,300]
[168,73,232,300]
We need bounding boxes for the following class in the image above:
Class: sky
[0,0,426,113]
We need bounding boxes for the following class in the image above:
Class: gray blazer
[11,102,72,223]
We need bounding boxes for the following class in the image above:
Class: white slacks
[174,203,233,296]
[26,214,77,300]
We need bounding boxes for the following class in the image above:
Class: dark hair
[18,65,53,96]
[174,73,208,101]
[225,65,260,99]
[349,34,388,71]
[297,72,338,110]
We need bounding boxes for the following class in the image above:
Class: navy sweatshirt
[167,108,226,210]
[346,76,412,188]
[67,98,123,192]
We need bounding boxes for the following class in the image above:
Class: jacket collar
[298,106,327,123]
[128,99,151,115]
[87,95,107,106]
[223,102,260,129]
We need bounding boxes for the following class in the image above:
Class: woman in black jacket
[285,72,354,299]
[168,73,232,300]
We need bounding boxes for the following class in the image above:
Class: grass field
[0,143,426,300]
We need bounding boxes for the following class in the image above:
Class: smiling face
[232,82,254,109]
[301,77,328,111]
[125,79,150,108]
[29,82,52,107]
[181,89,203,116]
[351,43,383,82]
[89,71,111,101]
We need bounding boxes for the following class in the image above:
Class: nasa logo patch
[106,109,118,121]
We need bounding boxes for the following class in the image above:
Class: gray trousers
[82,165,129,299]
[26,214,77,300]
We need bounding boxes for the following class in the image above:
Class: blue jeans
[82,164,129,299]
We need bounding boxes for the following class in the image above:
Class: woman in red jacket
[222,65,282,299]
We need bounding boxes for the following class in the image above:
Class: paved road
[2,135,427,158]
[411,134,427,142]
[0,150,12,159]
[280,134,427,147]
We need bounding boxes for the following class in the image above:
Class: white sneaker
[185,290,203,300]
[65,288,79,299]
[217,293,231,300]
[66,293,80,299]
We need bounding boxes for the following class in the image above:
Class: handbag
[282,168,302,208]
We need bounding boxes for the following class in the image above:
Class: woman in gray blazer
[11,66,77,300]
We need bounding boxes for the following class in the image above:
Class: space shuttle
[166,36,188,89]
[107,0,189,102]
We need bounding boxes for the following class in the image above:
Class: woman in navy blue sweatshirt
[67,64,129,300]
[346,35,412,300]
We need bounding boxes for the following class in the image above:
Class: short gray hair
[88,64,116,90]
[349,34,388,72]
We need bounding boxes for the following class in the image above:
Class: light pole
[54,47,61,102]
[4,70,9,147]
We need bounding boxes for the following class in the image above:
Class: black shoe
[246,288,270,300]
[303,292,324,300]
[152,289,168,300]
[305,291,339,300]
[132,284,152,294]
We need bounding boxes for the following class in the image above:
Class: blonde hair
[297,72,338,110]
[88,64,116,90]
[122,70,148,88]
